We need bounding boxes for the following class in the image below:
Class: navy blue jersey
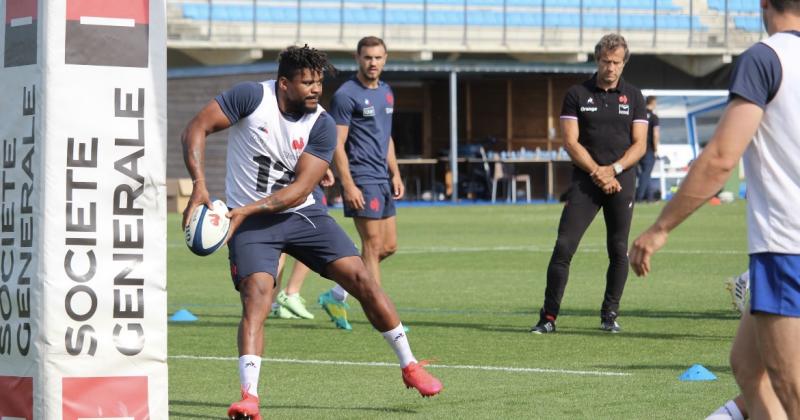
[330,77,394,185]
[726,32,800,108]
[214,81,337,216]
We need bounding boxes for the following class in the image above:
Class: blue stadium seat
[734,16,762,31]
[507,0,543,5]
[547,0,581,7]
[468,0,504,6]
[183,4,209,20]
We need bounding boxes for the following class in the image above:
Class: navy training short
[227,212,360,290]
[343,182,396,219]
[750,252,800,317]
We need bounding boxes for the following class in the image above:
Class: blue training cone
[679,364,717,381]
[169,309,198,322]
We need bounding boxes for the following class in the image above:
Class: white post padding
[0,0,167,418]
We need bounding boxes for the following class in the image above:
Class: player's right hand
[343,184,365,211]
[629,225,669,276]
[223,206,249,245]
[182,180,214,230]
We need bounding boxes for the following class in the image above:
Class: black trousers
[542,169,636,318]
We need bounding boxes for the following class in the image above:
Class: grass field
[168,200,748,419]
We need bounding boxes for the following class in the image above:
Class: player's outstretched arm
[629,98,762,276]
[180,100,232,228]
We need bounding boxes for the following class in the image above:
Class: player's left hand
[602,178,622,195]
[629,225,669,277]
[392,175,405,200]
[591,165,616,187]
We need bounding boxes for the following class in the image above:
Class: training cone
[169,309,198,322]
[679,364,717,381]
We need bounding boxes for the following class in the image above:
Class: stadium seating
[734,16,762,32]
[179,0,705,30]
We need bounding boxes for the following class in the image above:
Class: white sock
[381,323,417,368]
[331,284,349,302]
[271,302,280,310]
[705,400,744,420]
[238,355,262,397]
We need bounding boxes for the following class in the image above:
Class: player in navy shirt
[319,36,406,332]
[180,46,442,418]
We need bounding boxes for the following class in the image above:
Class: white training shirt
[224,80,324,211]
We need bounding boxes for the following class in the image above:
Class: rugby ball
[184,200,231,256]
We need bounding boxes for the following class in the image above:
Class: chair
[491,161,531,203]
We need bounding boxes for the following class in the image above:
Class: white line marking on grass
[170,355,630,377]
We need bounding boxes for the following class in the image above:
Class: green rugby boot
[318,290,352,331]
[277,290,315,319]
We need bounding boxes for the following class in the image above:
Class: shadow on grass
[557,308,739,321]
[171,306,738,323]
[170,318,734,341]
[546,327,732,341]
[169,399,417,416]
[594,363,732,375]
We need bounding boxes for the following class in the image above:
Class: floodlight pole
[449,71,459,202]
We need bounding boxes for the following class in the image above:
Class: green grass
[168,200,748,419]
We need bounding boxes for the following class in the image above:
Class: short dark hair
[768,0,800,12]
[356,36,387,55]
[646,96,657,105]
[594,33,630,62]
[277,44,337,80]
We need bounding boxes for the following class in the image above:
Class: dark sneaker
[600,312,621,333]
[530,310,557,334]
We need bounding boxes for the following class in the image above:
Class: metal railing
[167,0,764,53]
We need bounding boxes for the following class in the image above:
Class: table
[397,158,438,201]
[439,156,572,202]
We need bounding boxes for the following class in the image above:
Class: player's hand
[629,225,669,276]
[320,169,335,188]
[591,165,616,187]
[223,206,249,245]
[602,179,622,195]
[182,180,214,230]
[391,174,405,200]
[342,184,365,211]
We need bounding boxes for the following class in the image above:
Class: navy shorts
[227,212,360,290]
[343,182,396,219]
[750,252,800,317]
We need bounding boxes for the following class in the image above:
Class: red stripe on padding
[63,376,149,420]
[6,0,37,23]
[0,376,33,419]
[66,0,149,24]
